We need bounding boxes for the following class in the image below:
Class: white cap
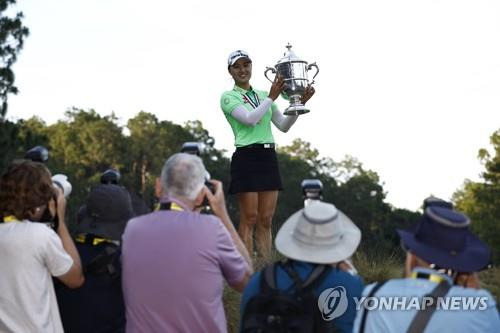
[227,50,251,66]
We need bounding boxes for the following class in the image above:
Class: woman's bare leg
[237,192,259,255]
[255,190,279,261]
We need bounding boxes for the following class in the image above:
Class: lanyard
[411,271,448,284]
[242,90,260,109]
[2,216,18,223]
[75,233,118,246]
[159,202,184,211]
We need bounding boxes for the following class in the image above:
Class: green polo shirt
[220,85,278,147]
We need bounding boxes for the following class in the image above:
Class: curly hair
[0,160,56,221]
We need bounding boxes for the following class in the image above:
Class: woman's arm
[231,98,273,126]
[229,75,286,126]
[271,107,298,133]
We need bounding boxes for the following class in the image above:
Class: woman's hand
[301,85,315,104]
[268,75,285,101]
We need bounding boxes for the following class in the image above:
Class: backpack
[241,260,336,333]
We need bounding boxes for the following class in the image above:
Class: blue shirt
[241,260,364,333]
[353,267,500,333]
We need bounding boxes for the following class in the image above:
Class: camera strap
[159,202,184,211]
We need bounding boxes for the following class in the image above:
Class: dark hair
[0,160,56,221]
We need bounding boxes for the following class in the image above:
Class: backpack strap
[302,264,330,290]
[406,281,451,333]
[281,261,306,292]
[85,244,121,279]
[261,262,278,293]
[359,280,387,333]
[261,260,331,294]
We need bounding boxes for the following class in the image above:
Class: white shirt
[0,220,73,333]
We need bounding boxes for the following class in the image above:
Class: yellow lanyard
[75,234,115,246]
[411,271,446,284]
[2,215,18,223]
[169,202,184,211]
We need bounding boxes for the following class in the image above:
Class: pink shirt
[122,199,248,333]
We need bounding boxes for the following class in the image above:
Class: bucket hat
[77,184,134,240]
[275,201,361,264]
[398,201,491,272]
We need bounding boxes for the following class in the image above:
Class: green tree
[0,116,48,173]
[453,129,500,261]
[126,111,194,205]
[0,0,29,117]
[43,109,127,224]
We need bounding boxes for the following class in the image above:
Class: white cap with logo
[227,50,251,66]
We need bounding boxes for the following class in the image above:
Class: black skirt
[228,147,283,194]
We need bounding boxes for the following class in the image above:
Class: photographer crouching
[0,160,84,333]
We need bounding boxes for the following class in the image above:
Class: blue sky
[7,0,500,210]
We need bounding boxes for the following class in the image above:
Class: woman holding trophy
[220,49,315,260]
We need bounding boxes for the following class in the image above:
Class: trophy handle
[264,67,276,83]
[307,62,319,84]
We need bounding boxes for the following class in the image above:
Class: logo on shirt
[318,286,349,321]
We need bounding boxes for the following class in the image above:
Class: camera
[181,142,203,156]
[25,146,49,163]
[180,142,214,212]
[52,174,72,198]
[101,169,121,185]
[301,179,323,205]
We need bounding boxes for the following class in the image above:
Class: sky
[6,0,500,211]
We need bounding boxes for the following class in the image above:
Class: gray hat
[77,184,134,240]
[275,201,361,264]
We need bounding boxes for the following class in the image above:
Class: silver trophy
[264,44,319,115]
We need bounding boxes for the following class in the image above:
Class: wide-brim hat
[398,205,491,272]
[77,184,134,240]
[275,201,361,264]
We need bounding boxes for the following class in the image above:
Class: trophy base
[284,105,310,116]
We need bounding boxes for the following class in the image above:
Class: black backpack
[241,260,336,333]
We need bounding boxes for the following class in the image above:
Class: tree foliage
[2,109,426,256]
[453,129,500,261]
[0,0,29,117]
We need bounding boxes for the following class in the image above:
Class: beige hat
[275,201,361,264]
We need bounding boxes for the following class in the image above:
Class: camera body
[24,146,49,163]
[101,169,121,185]
[301,179,323,205]
[180,142,214,212]
[181,142,203,156]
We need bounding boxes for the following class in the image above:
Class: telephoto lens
[52,174,72,198]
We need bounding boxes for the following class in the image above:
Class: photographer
[56,183,134,333]
[122,153,253,332]
[0,160,84,333]
[353,197,500,333]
